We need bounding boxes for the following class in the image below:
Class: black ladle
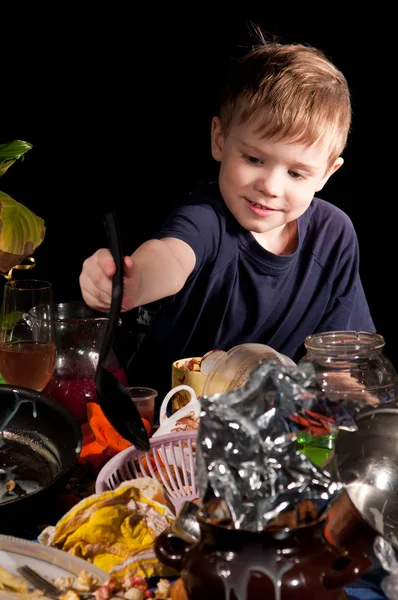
[95,211,150,451]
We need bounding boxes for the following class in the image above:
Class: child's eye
[288,170,304,180]
[245,155,263,165]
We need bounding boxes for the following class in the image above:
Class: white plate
[0,534,107,590]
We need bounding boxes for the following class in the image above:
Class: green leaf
[0,190,45,273]
[0,140,33,177]
[0,139,43,273]
[0,372,5,384]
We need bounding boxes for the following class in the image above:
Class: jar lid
[304,331,385,354]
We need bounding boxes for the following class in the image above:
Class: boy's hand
[79,249,139,312]
[80,238,195,312]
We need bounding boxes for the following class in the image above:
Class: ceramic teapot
[155,509,372,600]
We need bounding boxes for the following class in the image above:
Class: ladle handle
[98,211,123,366]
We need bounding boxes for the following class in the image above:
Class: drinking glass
[125,387,157,429]
[0,279,56,391]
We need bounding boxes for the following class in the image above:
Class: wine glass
[0,279,56,391]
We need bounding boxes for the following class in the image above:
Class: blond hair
[219,40,351,164]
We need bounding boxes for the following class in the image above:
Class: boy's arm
[79,237,196,313]
[130,237,196,307]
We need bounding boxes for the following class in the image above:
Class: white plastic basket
[95,431,199,514]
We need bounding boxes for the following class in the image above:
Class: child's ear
[211,117,225,162]
[316,157,344,192]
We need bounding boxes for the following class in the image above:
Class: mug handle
[159,385,197,424]
[155,529,193,571]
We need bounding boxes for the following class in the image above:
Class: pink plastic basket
[95,431,199,514]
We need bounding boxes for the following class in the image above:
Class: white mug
[153,385,200,438]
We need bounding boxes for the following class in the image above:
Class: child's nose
[255,170,282,197]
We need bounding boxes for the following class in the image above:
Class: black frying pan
[0,384,82,532]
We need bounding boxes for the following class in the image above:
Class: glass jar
[297,330,398,466]
[298,330,397,405]
[43,302,128,424]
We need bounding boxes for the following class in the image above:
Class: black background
[1,12,396,366]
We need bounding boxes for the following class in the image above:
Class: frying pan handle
[98,211,124,366]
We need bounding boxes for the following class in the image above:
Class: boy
[79,38,374,402]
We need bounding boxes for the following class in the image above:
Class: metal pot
[334,402,398,549]
[0,384,82,533]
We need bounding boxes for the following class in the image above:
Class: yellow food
[0,566,28,593]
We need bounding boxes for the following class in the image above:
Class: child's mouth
[246,198,278,211]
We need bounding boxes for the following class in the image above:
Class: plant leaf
[0,140,33,177]
[0,191,45,272]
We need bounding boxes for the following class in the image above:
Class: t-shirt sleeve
[315,220,375,333]
[151,201,221,273]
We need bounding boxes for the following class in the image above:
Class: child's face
[211,117,343,239]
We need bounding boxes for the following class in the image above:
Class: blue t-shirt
[128,182,375,400]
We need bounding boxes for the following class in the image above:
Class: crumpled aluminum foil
[197,361,354,531]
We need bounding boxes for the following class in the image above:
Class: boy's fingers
[123,255,135,277]
[82,289,111,313]
[81,274,113,306]
[103,261,116,277]
[100,257,117,278]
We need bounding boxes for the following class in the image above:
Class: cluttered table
[0,399,389,599]
[0,299,395,598]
